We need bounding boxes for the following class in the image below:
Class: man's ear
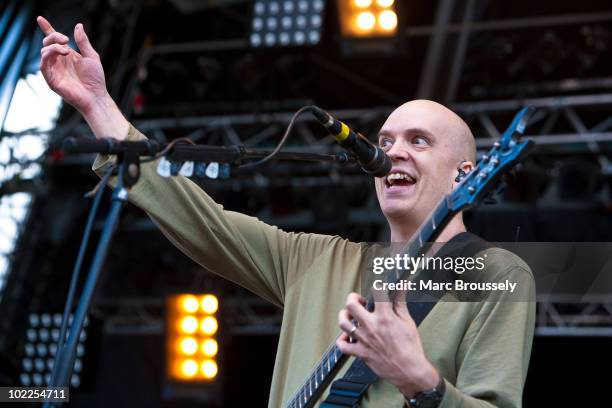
[453,160,474,185]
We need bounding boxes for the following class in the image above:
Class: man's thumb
[74,23,98,59]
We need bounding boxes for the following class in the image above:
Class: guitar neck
[286,198,456,408]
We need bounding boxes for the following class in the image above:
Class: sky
[0,71,62,300]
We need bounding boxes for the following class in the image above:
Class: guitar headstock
[448,106,535,212]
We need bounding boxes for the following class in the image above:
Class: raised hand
[37,16,108,114]
[37,16,128,140]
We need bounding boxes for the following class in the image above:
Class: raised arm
[37,17,349,306]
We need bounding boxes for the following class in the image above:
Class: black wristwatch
[405,375,446,408]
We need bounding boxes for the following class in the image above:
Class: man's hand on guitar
[337,292,440,399]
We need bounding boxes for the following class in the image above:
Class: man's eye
[413,136,429,146]
[379,138,393,149]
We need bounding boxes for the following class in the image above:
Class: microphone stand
[45,138,354,406]
[45,160,130,407]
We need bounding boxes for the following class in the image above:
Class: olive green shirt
[93,124,535,408]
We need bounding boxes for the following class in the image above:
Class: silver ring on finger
[348,324,359,343]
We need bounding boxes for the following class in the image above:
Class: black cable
[238,105,315,169]
[46,165,114,403]
[94,105,314,169]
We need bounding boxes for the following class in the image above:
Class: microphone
[310,106,391,177]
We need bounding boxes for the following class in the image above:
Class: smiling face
[375,100,476,229]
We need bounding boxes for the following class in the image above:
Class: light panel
[167,294,220,382]
[337,0,398,38]
[250,0,327,48]
[19,313,88,388]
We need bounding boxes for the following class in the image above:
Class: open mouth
[384,170,417,189]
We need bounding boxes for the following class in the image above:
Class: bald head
[390,100,476,163]
[375,99,478,230]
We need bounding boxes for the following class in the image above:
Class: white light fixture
[250,0,327,48]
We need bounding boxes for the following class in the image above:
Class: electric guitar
[285,107,536,408]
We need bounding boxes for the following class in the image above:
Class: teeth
[386,172,415,185]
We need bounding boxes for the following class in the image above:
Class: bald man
[38,17,535,408]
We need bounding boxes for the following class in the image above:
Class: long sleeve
[438,262,536,408]
[92,124,343,308]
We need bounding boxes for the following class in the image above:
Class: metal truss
[44,91,612,232]
[94,295,612,338]
[49,92,612,156]
[92,295,283,337]
[536,298,612,337]
[454,93,612,175]
[414,1,612,103]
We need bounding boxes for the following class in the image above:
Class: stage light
[20,373,30,386]
[354,0,372,7]
[201,339,218,357]
[19,313,88,388]
[22,358,32,372]
[167,293,221,383]
[36,343,47,357]
[250,0,327,48]
[200,294,218,314]
[35,358,45,372]
[70,374,80,388]
[378,10,397,31]
[356,11,375,31]
[32,373,43,387]
[181,359,199,378]
[200,316,218,336]
[201,360,218,379]
[24,343,35,357]
[179,337,198,356]
[76,344,85,357]
[39,328,49,342]
[337,0,398,38]
[179,295,199,314]
[179,316,199,334]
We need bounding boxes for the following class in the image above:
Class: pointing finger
[37,16,55,36]
[43,32,69,47]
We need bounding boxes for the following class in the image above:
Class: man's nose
[386,141,411,162]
